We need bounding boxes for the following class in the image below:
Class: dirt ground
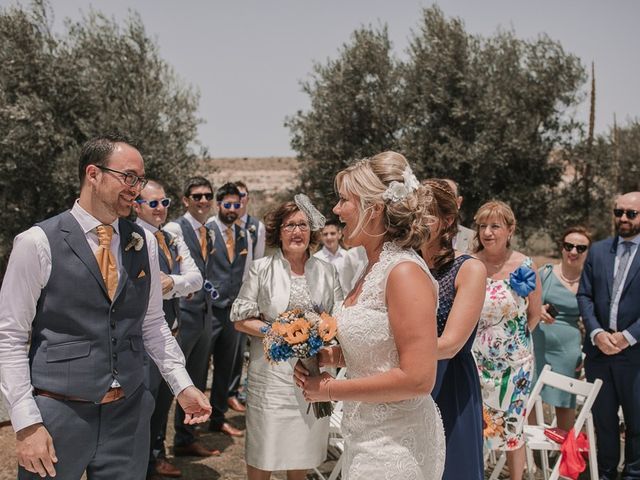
[0,397,338,480]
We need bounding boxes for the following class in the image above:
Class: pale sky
[4,0,639,157]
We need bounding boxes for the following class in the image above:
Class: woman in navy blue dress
[420,179,486,480]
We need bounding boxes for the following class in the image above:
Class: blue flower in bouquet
[308,335,323,356]
[269,342,293,362]
[509,266,536,297]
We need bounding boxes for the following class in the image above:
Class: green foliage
[0,1,204,271]
[286,25,403,211]
[289,6,587,236]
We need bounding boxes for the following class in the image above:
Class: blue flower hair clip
[509,266,536,297]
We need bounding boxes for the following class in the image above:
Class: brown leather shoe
[214,422,244,437]
[227,396,246,412]
[147,474,164,480]
[173,441,221,457]
[155,458,182,478]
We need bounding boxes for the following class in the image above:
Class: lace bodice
[335,242,445,480]
[433,255,473,336]
[287,275,314,311]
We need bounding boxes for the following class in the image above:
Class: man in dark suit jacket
[578,191,640,479]
[205,183,248,437]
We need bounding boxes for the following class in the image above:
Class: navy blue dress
[432,255,484,480]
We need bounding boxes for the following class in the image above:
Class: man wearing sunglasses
[134,180,202,479]
[0,134,211,479]
[204,182,248,437]
[164,176,223,458]
[578,191,640,479]
[227,181,266,412]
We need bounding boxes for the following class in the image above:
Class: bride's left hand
[293,360,335,402]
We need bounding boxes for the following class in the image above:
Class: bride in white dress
[294,152,445,480]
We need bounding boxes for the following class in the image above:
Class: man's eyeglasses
[98,166,148,189]
[136,198,171,209]
[562,242,588,254]
[613,209,639,220]
[220,202,241,209]
[203,280,220,300]
[189,193,214,202]
[281,222,310,233]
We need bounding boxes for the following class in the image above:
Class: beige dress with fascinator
[231,250,343,470]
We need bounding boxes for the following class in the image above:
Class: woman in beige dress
[231,195,343,480]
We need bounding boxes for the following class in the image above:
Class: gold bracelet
[337,347,344,367]
[326,378,334,402]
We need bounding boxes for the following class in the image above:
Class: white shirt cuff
[164,367,194,396]
[623,330,637,346]
[9,395,43,433]
[590,328,605,345]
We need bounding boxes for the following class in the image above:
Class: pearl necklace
[558,267,581,285]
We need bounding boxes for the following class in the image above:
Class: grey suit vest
[29,211,151,402]
[206,221,248,309]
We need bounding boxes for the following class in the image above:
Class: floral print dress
[472,257,535,451]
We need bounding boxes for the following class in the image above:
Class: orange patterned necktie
[95,225,118,300]
[154,230,173,269]
[199,225,208,261]
[225,227,235,262]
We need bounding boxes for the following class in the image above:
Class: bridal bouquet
[262,307,337,418]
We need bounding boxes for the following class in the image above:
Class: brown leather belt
[34,387,125,404]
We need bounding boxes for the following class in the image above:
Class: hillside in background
[196,157,301,218]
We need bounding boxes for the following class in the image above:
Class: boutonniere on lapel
[239,229,246,238]
[208,229,217,254]
[125,232,144,252]
[248,224,257,235]
[167,232,177,247]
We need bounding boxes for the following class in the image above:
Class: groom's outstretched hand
[177,386,212,424]
[16,423,57,477]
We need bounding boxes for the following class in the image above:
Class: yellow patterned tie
[199,226,208,261]
[95,225,118,300]
[225,227,235,262]
[154,230,173,270]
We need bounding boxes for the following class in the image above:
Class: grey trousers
[18,384,153,480]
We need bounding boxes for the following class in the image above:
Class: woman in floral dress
[471,201,542,480]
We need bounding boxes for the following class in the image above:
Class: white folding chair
[314,367,346,480]
[523,364,602,480]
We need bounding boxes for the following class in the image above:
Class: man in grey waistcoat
[134,179,202,479]
[164,176,223,456]
[205,183,248,437]
[226,180,266,412]
[0,134,211,480]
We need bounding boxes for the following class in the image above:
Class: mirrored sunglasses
[203,280,220,300]
[137,198,171,208]
[220,202,241,209]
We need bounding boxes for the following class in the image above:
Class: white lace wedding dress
[336,242,445,480]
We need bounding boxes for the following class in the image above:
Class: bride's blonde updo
[335,151,436,249]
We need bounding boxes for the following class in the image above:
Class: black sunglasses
[613,208,639,220]
[189,193,214,202]
[136,198,171,208]
[220,202,241,209]
[239,192,247,198]
[562,242,588,254]
[203,280,220,300]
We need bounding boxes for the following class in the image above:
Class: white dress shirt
[590,234,640,346]
[136,218,202,300]
[0,201,193,432]
[165,211,209,246]
[314,246,349,291]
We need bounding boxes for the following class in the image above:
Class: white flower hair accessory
[382,165,420,203]
[294,193,326,231]
[125,231,144,252]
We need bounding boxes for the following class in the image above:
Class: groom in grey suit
[0,134,210,479]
